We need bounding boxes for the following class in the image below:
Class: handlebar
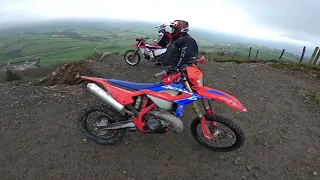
[197,55,205,64]
[153,56,206,78]
[154,70,167,78]
[139,37,151,42]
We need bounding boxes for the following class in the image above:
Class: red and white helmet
[169,20,189,37]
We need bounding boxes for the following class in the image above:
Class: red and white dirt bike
[78,56,248,152]
[124,37,167,66]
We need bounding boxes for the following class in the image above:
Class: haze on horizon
[1,0,319,47]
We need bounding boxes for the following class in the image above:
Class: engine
[144,114,171,133]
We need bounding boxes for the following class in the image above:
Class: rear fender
[192,86,247,112]
[81,76,105,84]
[80,76,142,105]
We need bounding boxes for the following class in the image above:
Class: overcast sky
[1,0,319,46]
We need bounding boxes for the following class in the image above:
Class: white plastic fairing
[153,48,167,56]
[147,90,179,110]
[140,48,145,54]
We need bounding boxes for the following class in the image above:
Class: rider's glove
[164,66,179,74]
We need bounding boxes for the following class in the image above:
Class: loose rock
[246,166,252,171]
[75,72,80,78]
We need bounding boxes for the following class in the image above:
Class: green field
[0,20,302,67]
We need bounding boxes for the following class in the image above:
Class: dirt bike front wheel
[190,114,245,152]
[124,50,140,66]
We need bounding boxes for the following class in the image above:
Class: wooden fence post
[313,49,320,65]
[207,52,211,60]
[248,47,252,60]
[309,47,319,64]
[299,46,306,63]
[278,49,285,60]
[255,50,259,59]
[231,51,237,59]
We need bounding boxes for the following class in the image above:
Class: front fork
[183,79,215,140]
[132,42,141,59]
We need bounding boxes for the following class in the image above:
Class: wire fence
[201,46,320,65]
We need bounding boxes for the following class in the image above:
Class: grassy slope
[0,20,307,67]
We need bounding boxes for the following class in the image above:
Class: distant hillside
[0,19,311,66]
[197,28,314,58]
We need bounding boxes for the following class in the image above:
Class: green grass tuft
[307,91,320,105]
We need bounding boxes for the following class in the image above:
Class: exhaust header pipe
[86,83,125,112]
[149,111,184,132]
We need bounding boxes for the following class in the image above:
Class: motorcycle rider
[162,20,199,71]
[154,24,172,48]
[149,24,172,64]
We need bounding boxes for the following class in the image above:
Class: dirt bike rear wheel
[190,114,245,152]
[78,103,126,145]
[124,50,140,66]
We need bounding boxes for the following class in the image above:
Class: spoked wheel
[124,50,140,66]
[77,103,126,145]
[190,114,245,152]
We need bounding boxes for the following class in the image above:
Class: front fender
[192,86,248,112]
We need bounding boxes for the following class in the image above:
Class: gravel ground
[0,55,320,180]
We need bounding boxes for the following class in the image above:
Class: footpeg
[128,127,137,132]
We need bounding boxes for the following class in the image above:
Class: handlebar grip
[154,70,167,78]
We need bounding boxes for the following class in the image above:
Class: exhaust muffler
[86,83,125,112]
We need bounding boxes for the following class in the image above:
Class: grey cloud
[228,0,320,44]
[1,0,319,44]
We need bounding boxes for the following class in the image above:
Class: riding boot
[150,51,155,59]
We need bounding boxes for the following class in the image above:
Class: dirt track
[1,55,320,180]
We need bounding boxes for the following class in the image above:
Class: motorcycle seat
[146,44,164,49]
